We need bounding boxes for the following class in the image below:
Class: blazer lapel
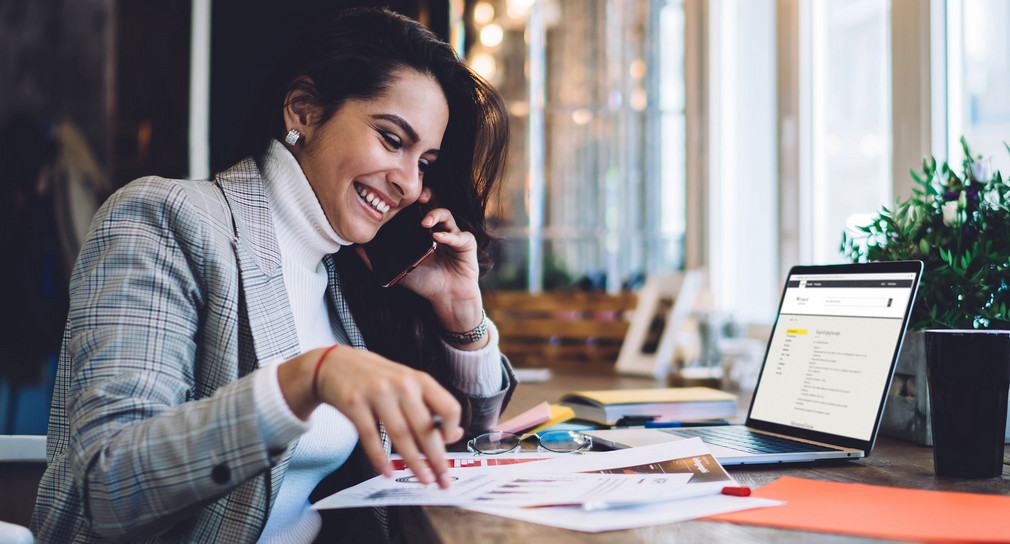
[215,159,303,515]
[215,159,301,365]
[322,254,366,350]
[323,255,391,457]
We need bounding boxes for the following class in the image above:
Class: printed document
[312,469,692,509]
[314,438,782,531]
[466,438,783,532]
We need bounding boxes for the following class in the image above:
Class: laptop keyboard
[663,427,839,454]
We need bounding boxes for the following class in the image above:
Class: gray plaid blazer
[31,158,515,543]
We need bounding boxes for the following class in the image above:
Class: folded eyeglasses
[466,430,592,455]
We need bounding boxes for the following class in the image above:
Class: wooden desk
[408,370,1010,543]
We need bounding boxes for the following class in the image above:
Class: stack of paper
[313,439,781,532]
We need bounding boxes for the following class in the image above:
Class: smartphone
[362,204,437,287]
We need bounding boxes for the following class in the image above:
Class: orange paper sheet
[705,476,1010,543]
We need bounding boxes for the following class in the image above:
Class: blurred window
[806,0,892,264]
[706,0,778,323]
[947,0,1010,171]
[469,0,687,292]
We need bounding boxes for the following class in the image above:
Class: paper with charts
[313,437,782,528]
[465,438,785,532]
[311,469,692,509]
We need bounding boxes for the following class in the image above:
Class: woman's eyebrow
[373,114,419,143]
[373,113,440,156]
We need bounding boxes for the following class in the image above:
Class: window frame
[688,0,944,324]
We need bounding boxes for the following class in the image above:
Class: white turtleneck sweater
[251,139,503,543]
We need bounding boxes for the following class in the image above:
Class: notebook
[585,261,923,465]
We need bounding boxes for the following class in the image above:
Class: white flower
[985,188,1002,208]
[971,159,992,182]
[941,199,960,226]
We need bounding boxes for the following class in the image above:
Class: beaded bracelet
[441,310,489,345]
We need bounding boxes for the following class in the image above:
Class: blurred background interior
[2,0,1010,435]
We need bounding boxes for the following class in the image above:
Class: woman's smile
[354,181,393,217]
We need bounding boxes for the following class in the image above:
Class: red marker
[721,486,752,497]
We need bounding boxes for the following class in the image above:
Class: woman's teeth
[357,186,390,213]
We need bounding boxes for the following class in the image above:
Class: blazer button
[211,464,231,484]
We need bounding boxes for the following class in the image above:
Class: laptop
[585,261,923,465]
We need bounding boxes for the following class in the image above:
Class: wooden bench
[483,291,638,372]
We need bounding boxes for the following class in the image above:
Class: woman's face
[296,69,449,244]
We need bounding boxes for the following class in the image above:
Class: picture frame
[615,271,704,378]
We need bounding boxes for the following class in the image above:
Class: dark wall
[0,0,191,188]
[0,0,116,434]
[113,2,191,186]
[0,0,114,169]
[0,0,190,433]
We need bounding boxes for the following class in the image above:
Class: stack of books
[558,387,738,426]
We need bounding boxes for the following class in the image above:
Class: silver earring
[284,129,301,146]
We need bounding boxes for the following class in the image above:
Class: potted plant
[840,137,1010,444]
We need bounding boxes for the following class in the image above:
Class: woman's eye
[418,159,431,173]
[380,132,402,149]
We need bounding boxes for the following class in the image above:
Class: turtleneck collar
[262,139,350,271]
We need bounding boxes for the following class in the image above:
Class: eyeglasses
[466,430,592,455]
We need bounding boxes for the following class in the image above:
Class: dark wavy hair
[229,8,509,391]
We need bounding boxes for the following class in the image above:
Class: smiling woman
[283,69,449,244]
[32,7,513,544]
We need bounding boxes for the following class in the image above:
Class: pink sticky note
[495,401,552,434]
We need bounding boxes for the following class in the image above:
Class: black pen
[643,420,730,428]
[614,415,659,427]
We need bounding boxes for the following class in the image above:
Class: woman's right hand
[276,345,463,489]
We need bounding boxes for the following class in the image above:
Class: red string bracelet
[312,344,339,401]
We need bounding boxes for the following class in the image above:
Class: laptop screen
[747,262,922,445]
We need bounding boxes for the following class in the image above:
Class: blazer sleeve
[63,179,276,539]
[462,354,516,436]
[439,321,517,436]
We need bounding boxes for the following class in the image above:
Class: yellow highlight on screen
[786,329,808,335]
